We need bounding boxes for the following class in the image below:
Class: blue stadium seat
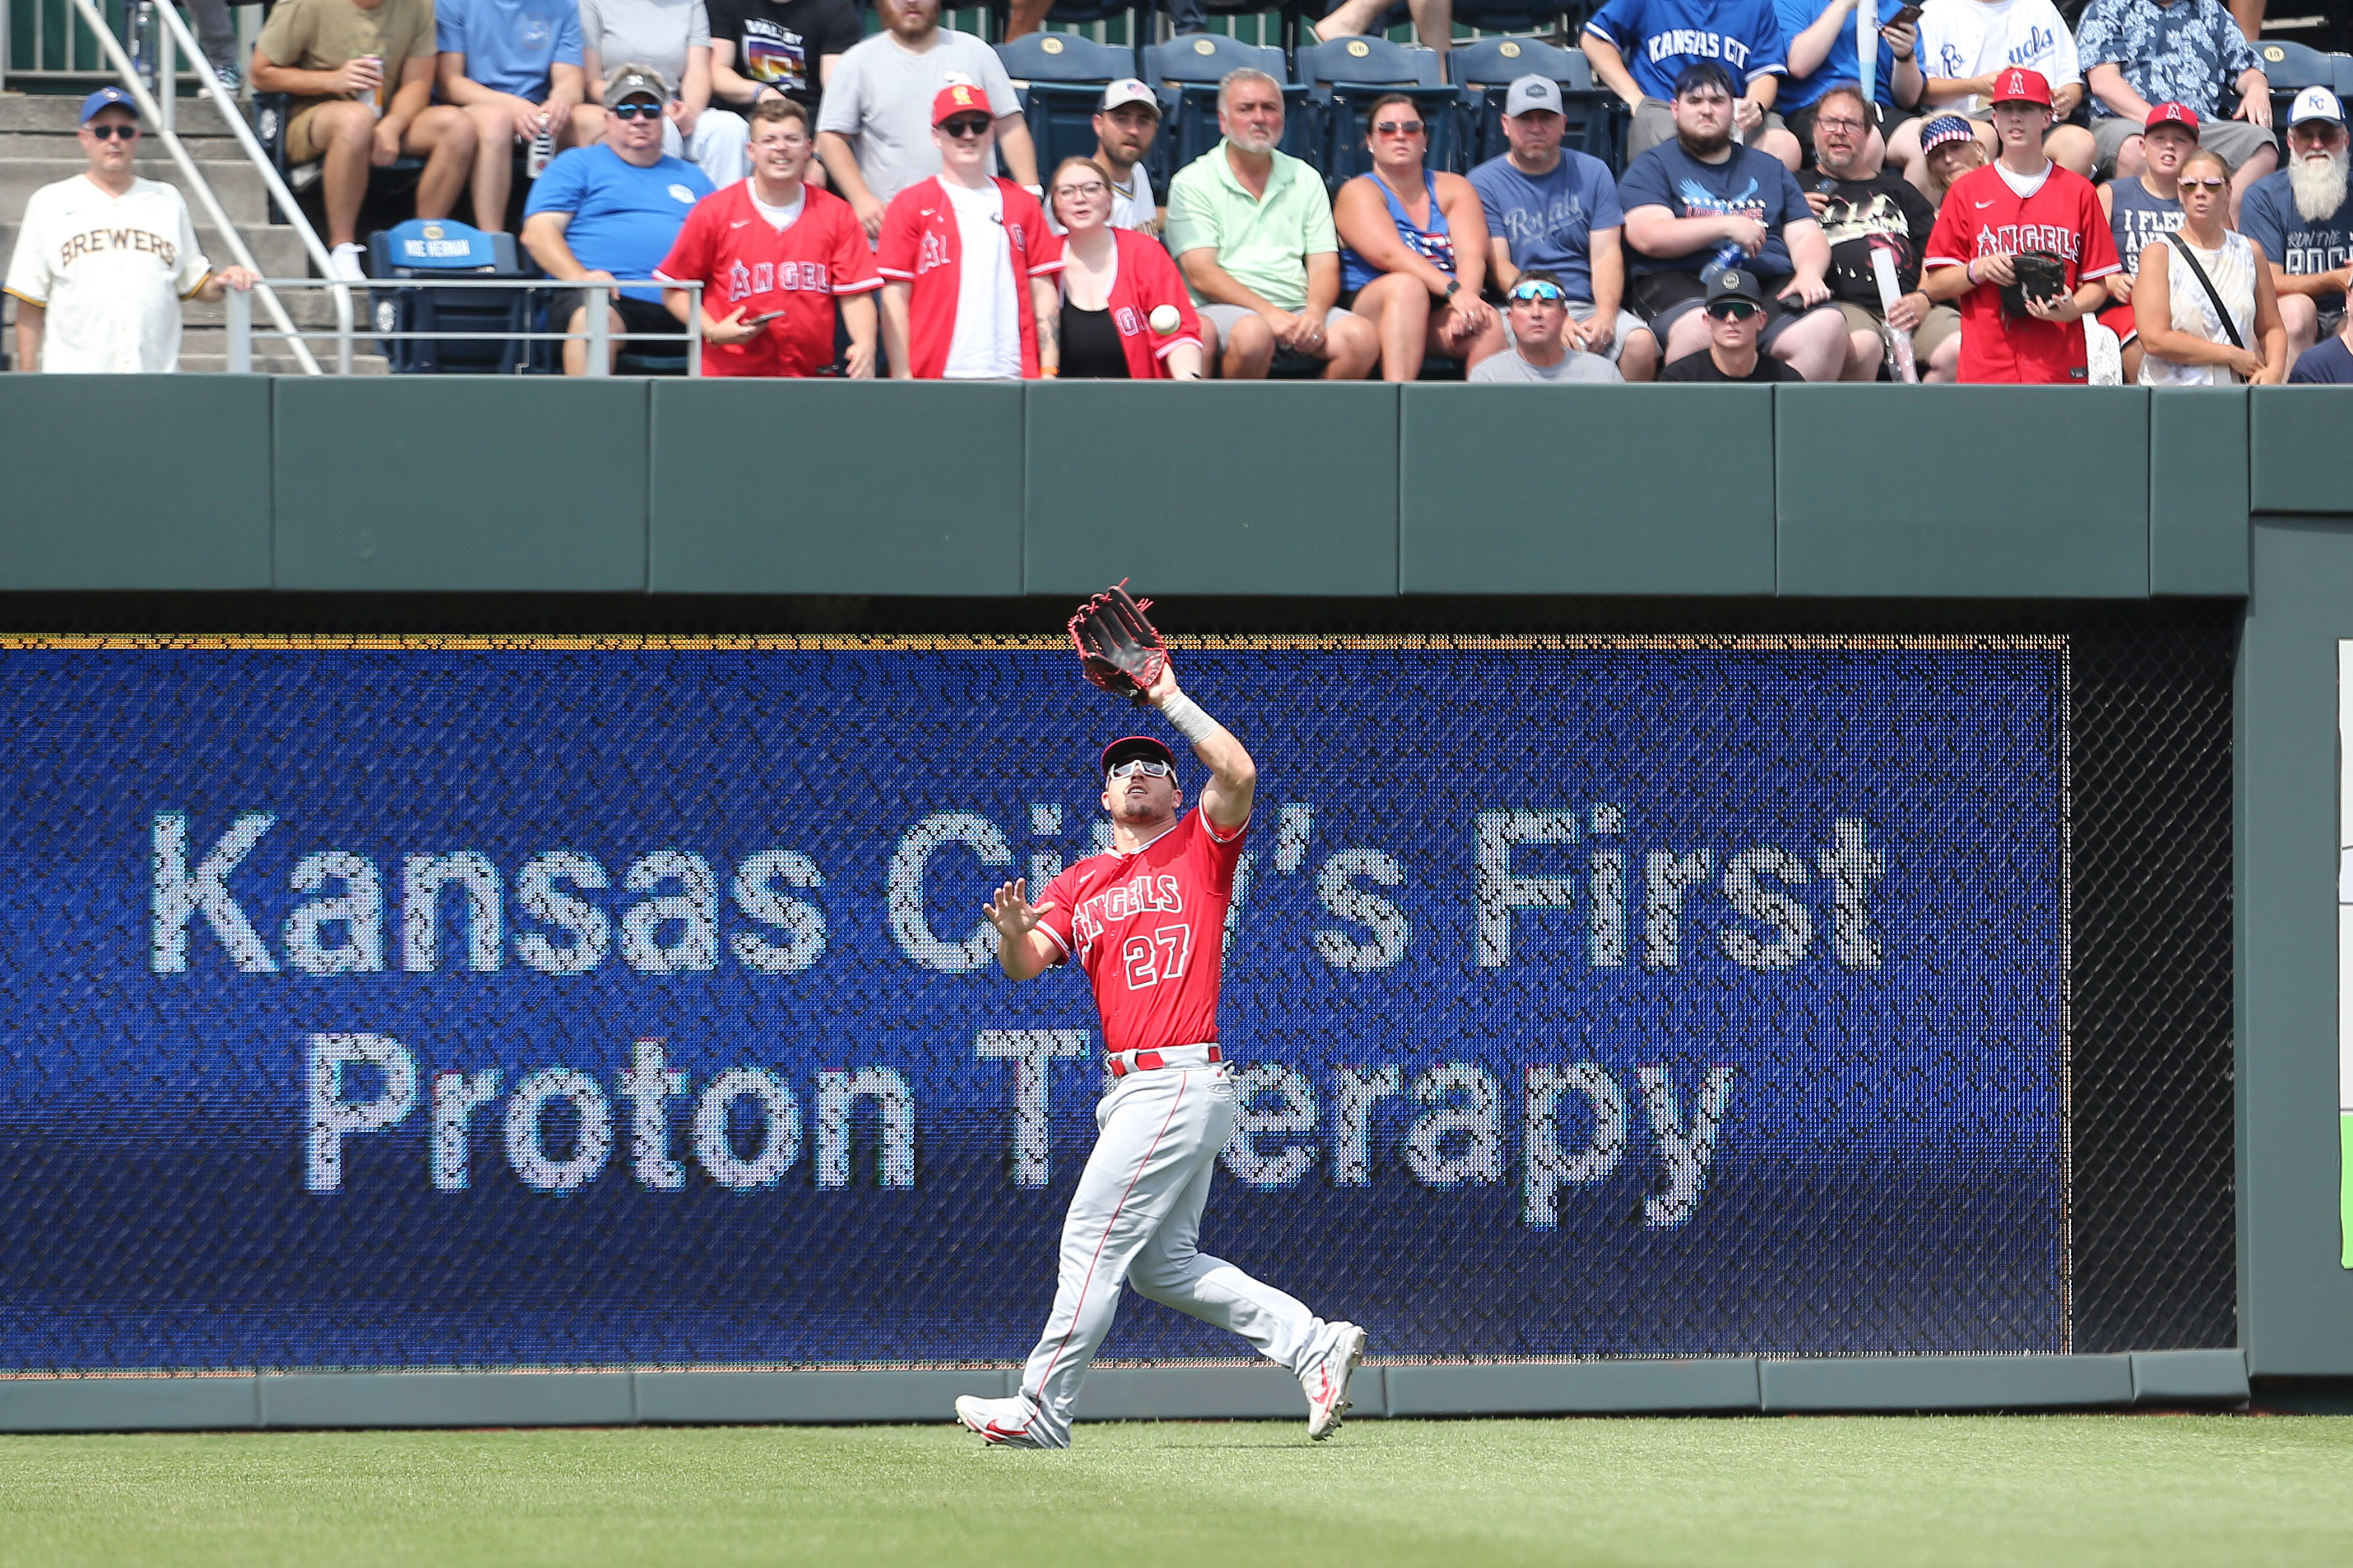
[1296,36,1468,186]
[1449,36,1624,171]
[1143,34,1319,178]
[998,32,1141,172]
[983,1,1139,43]
[365,220,533,374]
[2255,38,2335,135]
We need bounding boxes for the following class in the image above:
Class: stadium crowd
[8,0,2353,383]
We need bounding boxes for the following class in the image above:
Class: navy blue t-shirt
[2289,336,2353,385]
[2239,170,2353,316]
[1469,150,1626,303]
[1616,140,1810,277]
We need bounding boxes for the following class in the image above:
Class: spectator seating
[997,32,1141,171]
[983,0,1140,43]
[1295,35,1467,186]
[1451,35,1622,169]
[253,91,426,228]
[1447,0,1579,36]
[2257,38,2340,135]
[365,218,536,374]
[1143,32,1320,177]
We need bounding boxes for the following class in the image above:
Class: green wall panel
[1777,387,2150,597]
[1399,385,1775,595]
[273,378,649,591]
[0,375,272,589]
[2250,387,2353,513]
[649,381,1023,595]
[2236,515,2353,1375]
[2148,387,2248,597]
[1024,382,1398,597]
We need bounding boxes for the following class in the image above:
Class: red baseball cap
[2143,100,2200,131]
[1989,67,2052,108]
[932,82,991,127]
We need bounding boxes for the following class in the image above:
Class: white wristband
[1158,690,1218,748]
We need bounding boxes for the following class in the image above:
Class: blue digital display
[0,637,2069,1369]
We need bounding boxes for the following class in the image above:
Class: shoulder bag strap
[2162,232,2244,350]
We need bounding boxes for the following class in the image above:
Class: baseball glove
[1068,579,1168,703]
[2001,250,2069,318]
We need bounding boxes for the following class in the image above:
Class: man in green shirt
[1164,69,1377,379]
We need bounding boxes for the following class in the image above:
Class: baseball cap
[1706,267,1765,308]
[2143,101,2199,132]
[603,63,669,108]
[2290,85,2346,127]
[1100,735,1178,778]
[933,82,991,127]
[1099,78,1159,116]
[1989,67,2051,108]
[1504,74,1564,117]
[79,85,135,123]
[1919,114,1976,154]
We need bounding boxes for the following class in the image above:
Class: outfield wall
[0,377,2344,1427]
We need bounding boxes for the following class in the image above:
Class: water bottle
[128,0,155,91]
[1700,242,1745,286]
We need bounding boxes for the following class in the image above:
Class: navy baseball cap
[81,86,136,123]
[1101,735,1178,777]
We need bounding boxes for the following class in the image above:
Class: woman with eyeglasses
[2133,147,2286,386]
[1043,156,1205,379]
[1332,93,1506,380]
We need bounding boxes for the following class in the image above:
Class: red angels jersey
[655,180,882,377]
[1038,226,1203,379]
[874,175,1061,378]
[1034,808,1247,1058]
[1925,160,2120,383]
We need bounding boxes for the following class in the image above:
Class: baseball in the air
[1148,304,1181,335]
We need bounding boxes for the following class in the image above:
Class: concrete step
[0,156,273,224]
[0,220,345,315]
[0,90,249,133]
[177,327,391,374]
[0,126,254,158]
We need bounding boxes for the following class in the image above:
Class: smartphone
[741,310,786,327]
[1886,4,1923,28]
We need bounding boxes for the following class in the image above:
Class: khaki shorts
[1628,97,1786,162]
[1197,302,1362,363]
[1836,298,1960,364]
[284,97,358,165]
[2092,114,2277,176]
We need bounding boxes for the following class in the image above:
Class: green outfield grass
[3,1414,2349,1567]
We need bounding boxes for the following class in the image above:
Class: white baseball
[1148,304,1181,335]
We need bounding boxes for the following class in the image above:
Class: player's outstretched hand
[1139,657,1179,710]
[985,878,1055,941]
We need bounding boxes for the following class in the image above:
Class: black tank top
[1058,304,1131,379]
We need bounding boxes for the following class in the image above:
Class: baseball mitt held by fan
[1069,580,1168,703]
[2001,250,2069,317]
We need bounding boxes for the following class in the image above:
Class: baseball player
[952,656,1366,1449]
[1920,67,2119,383]
[5,87,257,374]
[656,96,882,377]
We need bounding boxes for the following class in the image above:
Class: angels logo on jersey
[1969,222,2082,260]
[917,228,952,273]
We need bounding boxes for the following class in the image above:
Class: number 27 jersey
[1034,808,1247,1058]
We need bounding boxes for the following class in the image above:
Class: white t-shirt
[814,26,1019,207]
[750,189,805,230]
[940,178,1020,378]
[3,174,211,373]
[1917,0,2082,114]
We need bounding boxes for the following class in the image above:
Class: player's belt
[1107,1044,1223,1078]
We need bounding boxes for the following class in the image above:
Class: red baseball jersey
[875,176,1061,379]
[1924,161,2120,383]
[1039,226,1202,379]
[1034,808,1247,1058]
[656,180,882,377]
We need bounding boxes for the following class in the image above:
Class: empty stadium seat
[364,220,535,375]
[1449,36,1624,170]
[998,32,1142,170]
[1296,36,1468,185]
[2255,38,2338,135]
[1144,33,1319,177]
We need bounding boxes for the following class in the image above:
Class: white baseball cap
[2290,85,2346,127]
[1504,74,1564,117]
[1100,78,1160,117]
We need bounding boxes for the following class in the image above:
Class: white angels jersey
[4,174,212,373]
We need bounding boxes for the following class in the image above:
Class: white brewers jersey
[4,174,211,373]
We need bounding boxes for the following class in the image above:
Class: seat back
[1143,32,1288,86]
[366,220,531,374]
[1449,35,1588,90]
[1319,84,1471,185]
[2257,38,2335,133]
[1295,35,1445,90]
[1453,40,1618,170]
[1147,38,1319,176]
[1445,0,1574,38]
[996,30,1137,83]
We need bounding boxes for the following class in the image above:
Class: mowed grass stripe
[1,1415,2348,1567]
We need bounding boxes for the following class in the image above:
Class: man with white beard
[2239,87,2353,364]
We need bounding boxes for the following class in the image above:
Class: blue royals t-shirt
[436,0,583,99]
[1773,0,1898,109]
[1583,0,1787,100]
[1616,139,1810,277]
[1469,149,1625,303]
[524,145,713,301]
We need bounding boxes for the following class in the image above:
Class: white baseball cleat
[1302,1323,1367,1441]
[955,1393,1052,1449]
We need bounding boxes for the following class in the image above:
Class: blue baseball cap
[80,85,137,123]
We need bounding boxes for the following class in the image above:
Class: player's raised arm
[985,878,1061,981]
[1143,659,1254,831]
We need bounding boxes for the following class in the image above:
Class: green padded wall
[2250,388,2353,514]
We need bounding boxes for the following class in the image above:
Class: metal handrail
[226,277,706,377]
[61,0,331,373]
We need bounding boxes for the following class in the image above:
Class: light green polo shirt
[1163,141,1338,311]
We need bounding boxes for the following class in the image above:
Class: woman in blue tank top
[1333,92,1508,379]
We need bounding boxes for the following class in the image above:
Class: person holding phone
[659,95,881,376]
[1774,0,1926,173]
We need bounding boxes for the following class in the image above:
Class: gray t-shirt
[1469,348,1623,384]
[579,0,710,88]
[815,27,1019,205]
